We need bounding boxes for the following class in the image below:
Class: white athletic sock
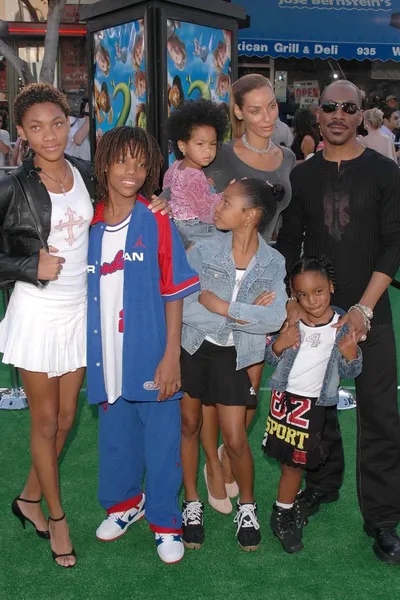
[276,501,293,510]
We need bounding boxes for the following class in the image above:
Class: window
[18,41,58,87]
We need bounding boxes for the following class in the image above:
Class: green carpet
[1,286,400,599]
[1,392,399,600]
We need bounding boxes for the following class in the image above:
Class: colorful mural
[93,19,147,144]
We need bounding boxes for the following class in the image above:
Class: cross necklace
[39,161,69,195]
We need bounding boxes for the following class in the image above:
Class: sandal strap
[49,513,66,523]
[52,548,76,560]
[17,496,42,504]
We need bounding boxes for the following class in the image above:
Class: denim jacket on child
[265,307,363,406]
[182,231,287,370]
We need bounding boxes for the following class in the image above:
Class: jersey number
[271,392,286,420]
[271,392,311,429]
[301,332,321,348]
[288,398,311,429]
[118,309,124,333]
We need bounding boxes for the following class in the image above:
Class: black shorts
[262,389,333,469]
[181,340,257,407]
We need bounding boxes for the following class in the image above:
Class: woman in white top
[65,104,91,161]
[0,84,95,568]
[358,108,397,162]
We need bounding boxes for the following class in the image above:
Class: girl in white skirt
[0,84,95,568]
[0,85,170,568]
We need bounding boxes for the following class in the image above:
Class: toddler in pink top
[163,99,228,243]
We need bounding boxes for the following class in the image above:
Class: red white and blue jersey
[87,195,200,404]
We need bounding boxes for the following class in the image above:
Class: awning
[239,0,400,62]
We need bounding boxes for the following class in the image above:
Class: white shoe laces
[234,503,260,534]
[182,501,203,526]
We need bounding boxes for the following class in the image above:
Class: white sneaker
[96,494,145,542]
[155,533,184,564]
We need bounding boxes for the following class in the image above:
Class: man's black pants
[306,324,400,526]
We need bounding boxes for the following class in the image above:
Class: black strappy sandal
[11,496,50,539]
[48,514,77,568]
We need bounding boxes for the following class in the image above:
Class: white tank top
[286,312,340,398]
[15,163,94,300]
[205,268,246,347]
[99,214,131,403]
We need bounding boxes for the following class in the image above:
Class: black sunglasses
[320,101,360,115]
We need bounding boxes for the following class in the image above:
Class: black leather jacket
[0,154,96,288]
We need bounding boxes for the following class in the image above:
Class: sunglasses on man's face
[320,101,360,115]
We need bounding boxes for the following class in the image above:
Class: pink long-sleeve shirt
[163,160,222,224]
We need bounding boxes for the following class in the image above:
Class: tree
[0,0,67,85]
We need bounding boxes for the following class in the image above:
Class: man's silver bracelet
[349,304,372,331]
[352,303,373,320]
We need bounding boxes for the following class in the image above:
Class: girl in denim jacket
[263,256,362,555]
[180,178,287,552]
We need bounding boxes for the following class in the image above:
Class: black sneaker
[297,487,339,516]
[270,503,304,554]
[364,523,400,565]
[234,501,261,552]
[182,500,205,549]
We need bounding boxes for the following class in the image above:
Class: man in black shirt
[276,80,400,564]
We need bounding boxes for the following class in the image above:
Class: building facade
[238,0,400,125]
[0,0,100,137]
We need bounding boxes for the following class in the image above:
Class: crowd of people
[0,75,400,571]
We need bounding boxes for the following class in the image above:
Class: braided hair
[289,256,338,294]
[238,178,285,234]
[95,126,163,203]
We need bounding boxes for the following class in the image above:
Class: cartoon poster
[93,19,147,146]
[166,20,232,164]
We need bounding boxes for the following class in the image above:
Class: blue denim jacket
[182,231,287,370]
[265,308,363,406]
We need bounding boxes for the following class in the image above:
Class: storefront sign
[239,0,400,61]
[293,81,320,106]
[277,0,391,7]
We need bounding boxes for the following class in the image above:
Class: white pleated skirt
[0,286,87,378]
